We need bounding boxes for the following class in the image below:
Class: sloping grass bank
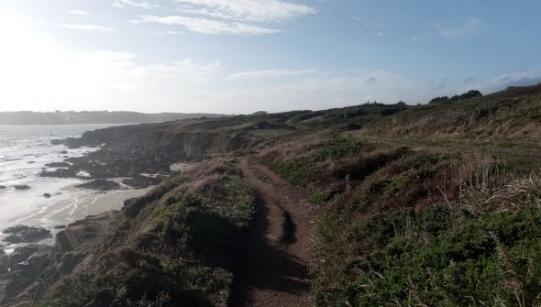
[41,162,255,307]
[263,134,541,306]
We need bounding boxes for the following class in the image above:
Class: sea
[0,124,149,250]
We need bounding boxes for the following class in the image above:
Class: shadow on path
[228,192,309,307]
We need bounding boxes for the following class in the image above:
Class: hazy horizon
[0,110,228,115]
[1,0,540,114]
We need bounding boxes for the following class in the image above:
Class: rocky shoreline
[41,127,180,191]
[0,126,178,304]
[40,119,260,191]
[2,226,51,244]
[0,123,208,304]
[0,209,124,305]
[0,163,233,306]
[42,126,179,190]
[0,115,295,305]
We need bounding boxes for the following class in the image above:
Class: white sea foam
[0,124,149,246]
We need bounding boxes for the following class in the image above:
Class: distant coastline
[0,111,225,125]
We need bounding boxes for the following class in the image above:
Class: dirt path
[229,158,316,307]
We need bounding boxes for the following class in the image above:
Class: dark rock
[45,162,71,168]
[2,225,52,244]
[75,180,121,191]
[54,212,117,252]
[6,245,51,267]
[123,196,154,218]
[122,175,162,189]
[13,249,51,275]
[0,248,7,273]
[60,137,83,149]
[0,185,6,190]
[8,246,32,266]
[43,193,52,198]
[54,225,66,230]
[40,167,78,178]
[14,185,31,191]
[0,244,53,304]
[54,230,75,252]
[59,150,68,154]
[53,252,84,276]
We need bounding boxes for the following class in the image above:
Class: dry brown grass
[456,154,504,196]
[448,153,541,213]
[485,174,541,212]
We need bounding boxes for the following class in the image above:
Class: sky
[0,0,540,114]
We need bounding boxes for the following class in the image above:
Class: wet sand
[11,187,151,227]
[0,185,151,250]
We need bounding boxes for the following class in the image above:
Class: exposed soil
[229,158,316,307]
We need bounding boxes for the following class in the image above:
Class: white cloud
[355,17,386,29]
[173,0,316,22]
[5,9,534,114]
[112,0,160,9]
[484,70,541,91]
[437,18,481,39]
[69,9,89,16]
[227,69,316,80]
[0,10,224,112]
[142,30,184,37]
[129,0,315,36]
[413,18,481,40]
[139,59,223,84]
[132,15,281,35]
[60,24,115,33]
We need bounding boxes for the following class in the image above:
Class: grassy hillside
[271,139,541,306]
[4,84,541,306]
[255,85,541,306]
[33,161,254,307]
[250,85,541,306]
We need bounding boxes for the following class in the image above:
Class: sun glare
[0,9,118,110]
[0,10,65,108]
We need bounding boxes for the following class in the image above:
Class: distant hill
[0,111,224,125]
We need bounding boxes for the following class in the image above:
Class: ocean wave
[0,157,21,162]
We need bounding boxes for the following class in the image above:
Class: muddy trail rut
[229,159,316,307]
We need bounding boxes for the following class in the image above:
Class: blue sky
[1,0,540,113]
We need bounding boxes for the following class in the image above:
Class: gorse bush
[316,202,541,306]
[313,146,541,307]
[351,207,541,306]
[156,173,255,255]
[277,136,368,186]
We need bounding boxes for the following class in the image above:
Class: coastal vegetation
[41,162,254,306]
[2,84,541,306]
